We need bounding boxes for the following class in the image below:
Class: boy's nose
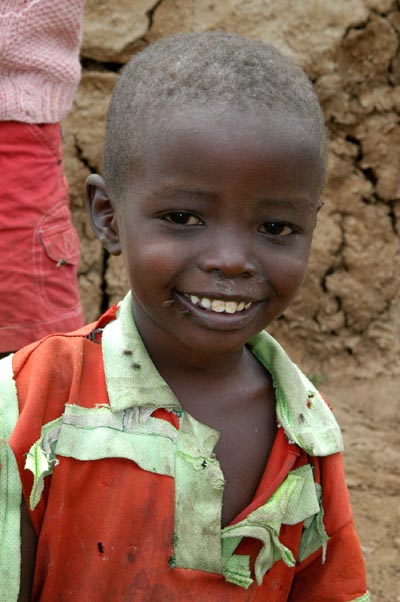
[198,232,257,279]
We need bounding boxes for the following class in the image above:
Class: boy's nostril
[205,266,255,279]
[200,253,257,278]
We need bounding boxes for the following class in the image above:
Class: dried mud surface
[64,0,400,379]
[62,3,400,599]
[323,376,400,602]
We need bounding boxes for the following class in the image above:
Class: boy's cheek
[273,256,310,295]
[123,241,185,281]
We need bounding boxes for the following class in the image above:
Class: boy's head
[103,31,326,202]
[87,32,327,358]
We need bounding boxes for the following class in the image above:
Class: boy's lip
[182,292,257,303]
[182,292,253,313]
[172,290,263,330]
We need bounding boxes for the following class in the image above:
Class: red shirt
[9,304,368,601]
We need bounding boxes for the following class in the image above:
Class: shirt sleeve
[289,521,369,601]
[0,354,22,602]
[289,452,369,601]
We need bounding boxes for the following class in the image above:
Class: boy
[0,32,369,601]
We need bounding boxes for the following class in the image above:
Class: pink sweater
[0,0,84,123]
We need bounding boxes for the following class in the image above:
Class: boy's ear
[86,174,122,256]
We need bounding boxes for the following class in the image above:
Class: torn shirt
[1,292,369,601]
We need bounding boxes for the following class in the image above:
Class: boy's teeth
[200,297,211,309]
[225,301,237,314]
[185,294,252,314]
[211,300,225,312]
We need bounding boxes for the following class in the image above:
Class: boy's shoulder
[247,331,343,457]
[12,303,118,378]
[3,304,119,429]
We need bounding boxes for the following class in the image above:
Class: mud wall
[62,0,400,378]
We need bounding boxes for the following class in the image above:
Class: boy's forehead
[139,105,324,177]
[120,105,324,211]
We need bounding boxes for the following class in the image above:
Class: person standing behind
[0,0,85,358]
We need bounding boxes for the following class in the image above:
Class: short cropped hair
[104,31,326,200]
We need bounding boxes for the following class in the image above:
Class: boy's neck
[146,325,249,381]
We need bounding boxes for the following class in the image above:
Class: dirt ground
[322,376,400,601]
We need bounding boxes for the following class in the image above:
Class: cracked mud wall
[62,0,400,378]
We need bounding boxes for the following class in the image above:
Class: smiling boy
[0,32,368,601]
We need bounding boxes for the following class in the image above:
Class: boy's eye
[162,212,203,226]
[259,222,294,236]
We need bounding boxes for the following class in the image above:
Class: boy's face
[90,107,324,361]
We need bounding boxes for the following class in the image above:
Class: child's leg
[0,121,84,352]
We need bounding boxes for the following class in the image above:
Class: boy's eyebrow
[149,185,313,209]
[150,185,215,199]
[256,197,311,209]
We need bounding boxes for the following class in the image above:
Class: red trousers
[0,121,84,352]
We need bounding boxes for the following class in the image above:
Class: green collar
[102,292,343,456]
[102,291,181,412]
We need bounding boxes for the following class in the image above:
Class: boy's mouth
[182,293,252,314]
